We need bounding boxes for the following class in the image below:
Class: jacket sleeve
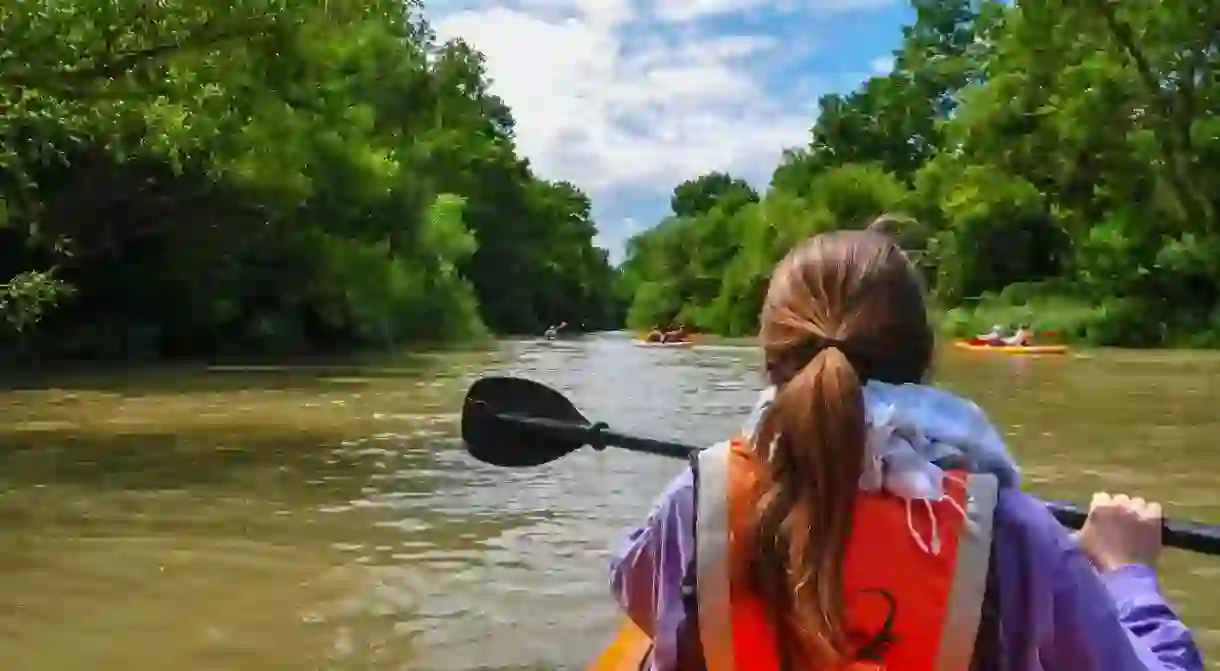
[608,467,697,669]
[1100,565,1203,671]
[1024,496,1204,671]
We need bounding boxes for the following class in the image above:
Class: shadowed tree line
[618,0,1220,347]
[0,0,623,359]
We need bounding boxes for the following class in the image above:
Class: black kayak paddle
[460,375,1220,556]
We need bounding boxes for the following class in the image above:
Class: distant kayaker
[544,321,568,340]
[661,324,689,343]
[645,326,664,343]
[977,323,1007,345]
[610,227,1200,671]
[1005,322,1035,347]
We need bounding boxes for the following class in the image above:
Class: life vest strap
[695,440,736,671]
[934,472,998,670]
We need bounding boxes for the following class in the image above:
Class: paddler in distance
[661,323,690,344]
[977,323,1007,345]
[1005,322,1035,347]
[609,220,1201,670]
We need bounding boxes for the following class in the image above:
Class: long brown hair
[747,222,934,668]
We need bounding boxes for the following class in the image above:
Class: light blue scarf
[742,381,1019,553]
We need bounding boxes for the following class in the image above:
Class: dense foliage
[619,0,1220,347]
[0,0,620,358]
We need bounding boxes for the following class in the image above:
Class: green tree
[619,0,1220,347]
[0,0,623,358]
[670,172,759,218]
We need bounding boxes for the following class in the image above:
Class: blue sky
[427,0,915,263]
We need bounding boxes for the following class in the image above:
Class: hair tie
[795,335,870,381]
[796,335,848,358]
[820,337,848,352]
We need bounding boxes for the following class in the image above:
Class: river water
[0,332,1217,670]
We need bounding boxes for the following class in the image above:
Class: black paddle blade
[461,376,591,467]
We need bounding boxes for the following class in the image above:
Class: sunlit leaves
[0,0,619,354]
[617,0,1220,346]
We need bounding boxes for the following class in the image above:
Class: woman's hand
[1076,492,1164,572]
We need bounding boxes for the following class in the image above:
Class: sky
[427,0,915,264]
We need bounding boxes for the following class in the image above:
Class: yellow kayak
[953,340,1070,355]
[590,618,651,670]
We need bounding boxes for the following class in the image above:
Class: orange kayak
[632,339,696,348]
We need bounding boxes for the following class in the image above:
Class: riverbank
[687,334,1220,366]
[939,286,1220,349]
[2,4,623,365]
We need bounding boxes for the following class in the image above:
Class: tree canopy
[7,0,1216,354]
[0,0,621,358]
[618,0,1220,347]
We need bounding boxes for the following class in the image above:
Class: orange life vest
[592,437,998,671]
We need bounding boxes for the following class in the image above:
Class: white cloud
[594,217,647,263]
[869,54,895,74]
[427,0,896,259]
[430,1,821,192]
[655,0,893,23]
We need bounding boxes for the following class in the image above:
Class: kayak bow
[590,619,652,670]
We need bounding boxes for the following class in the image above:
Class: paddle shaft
[498,413,1220,556]
[497,414,694,459]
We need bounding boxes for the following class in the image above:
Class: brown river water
[0,331,1217,670]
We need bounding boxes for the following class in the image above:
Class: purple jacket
[610,467,1203,671]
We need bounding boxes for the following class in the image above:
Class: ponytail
[749,343,866,668]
